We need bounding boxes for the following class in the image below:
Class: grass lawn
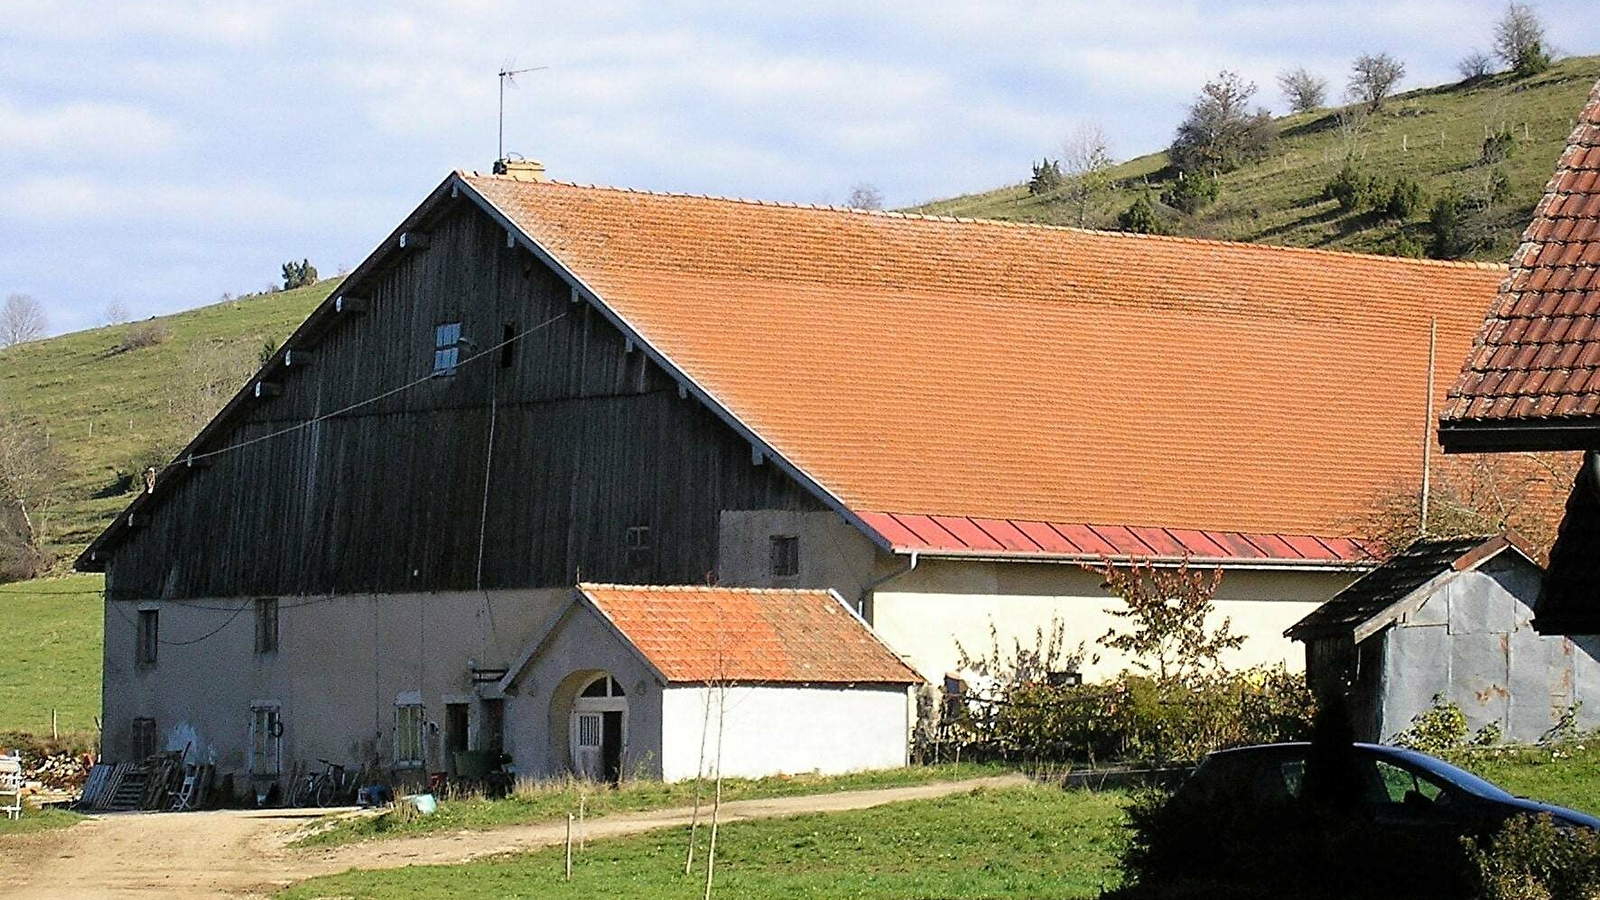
[283,784,1127,900]
[295,763,1011,848]
[0,573,103,737]
[0,807,84,836]
[1451,742,1600,815]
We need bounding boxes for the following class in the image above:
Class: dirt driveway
[0,775,1025,899]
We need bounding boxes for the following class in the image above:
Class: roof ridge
[460,171,1508,273]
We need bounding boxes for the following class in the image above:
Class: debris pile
[22,749,92,791]
[79,752,216,811]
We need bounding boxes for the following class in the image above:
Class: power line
[181,310,570,466]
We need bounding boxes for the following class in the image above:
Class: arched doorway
[570,674,627,783]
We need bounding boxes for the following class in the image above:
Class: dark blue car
[1153,742,1599,896]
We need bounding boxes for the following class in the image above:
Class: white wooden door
[572,712,602,780]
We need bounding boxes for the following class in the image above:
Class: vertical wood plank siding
[106,202,822,600]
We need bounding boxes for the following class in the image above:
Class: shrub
[1028,158,1065,195]
[1481,129,1518,166]
[1170,71,1275,175]
[1470,814,1600,900]
[1384,177,1426,219]
[1394,694,1469,754]
[1458,50,1495,81]
[1161,172,1219,214]
[1390,230,1427,258]
[1429,193,1470,258]
[119,320,172,352]
[1495,3,1553,79]
[1323,165,1384,213]
[281,258,318,290]
[1117,195,1169,234]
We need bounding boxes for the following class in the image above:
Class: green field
[0,280,335,566]
[0,573,103,737]
[915,56,1600,262]
[279,745,1600,900]
[283,784,1128,900]
[296,763,1010,848]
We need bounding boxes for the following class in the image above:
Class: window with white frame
[433,321,462,376]
[249,703,282,775]
[395,701,426,767]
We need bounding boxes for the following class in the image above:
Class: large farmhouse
[81,160,1509,785]
[1440,79,1600,633]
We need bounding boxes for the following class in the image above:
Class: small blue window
[433,322,461,375]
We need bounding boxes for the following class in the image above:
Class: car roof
[1203,742,1516,802]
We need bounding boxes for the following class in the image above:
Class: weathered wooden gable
[104,199,823,600]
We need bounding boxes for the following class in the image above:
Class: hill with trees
[912,54,1600,263]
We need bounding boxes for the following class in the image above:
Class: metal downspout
[856,551,918,619]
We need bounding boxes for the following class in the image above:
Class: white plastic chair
[0,754,23,820]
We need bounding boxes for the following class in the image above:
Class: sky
[4,1,1598,336]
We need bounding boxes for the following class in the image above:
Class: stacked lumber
[78,751,188,811]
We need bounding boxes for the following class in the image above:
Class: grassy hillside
[914,56,1600,261]
[0,281,337,564]
[0,573,103,735]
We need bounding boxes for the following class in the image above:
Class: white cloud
[0,96,178,156]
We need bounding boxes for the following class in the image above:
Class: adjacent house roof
[577,584,921,684]
[1286,534,1539,642]
[463,173,1503,563]
[1440,80,1600,452]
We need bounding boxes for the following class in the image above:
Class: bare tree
[1347,53,1406,112]
[1278,67,1329,113]
[1169,71,1275,176]
[844,183,884,210]
[0,411,64,579]
[0,295,47,347]
[1494,2,1551,75]
[103,300,131,326]
[1457,51,1495,81]
[1060,122,1115,227]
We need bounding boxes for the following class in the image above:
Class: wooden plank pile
[78,751,192,811]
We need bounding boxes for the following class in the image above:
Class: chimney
[493,158,548,182]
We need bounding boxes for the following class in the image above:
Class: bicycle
[291,758,349,808]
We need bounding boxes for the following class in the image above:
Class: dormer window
[433,322,462,376]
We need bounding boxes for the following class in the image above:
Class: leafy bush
[1169,71,1275,175]
[1390,230,1427,258]
[1481,129,1518,166]
[1323,165,1384,213]
[1116,195,1170,235]
[1161,172,1219,214]
[119,320,172,352]
[1394,694,1469,754]
[1470,814,1600,900]
[1028,158,1065,195]
[969,666,1314,765]
[1384,177,1426,219]
[1429,193,1470,258]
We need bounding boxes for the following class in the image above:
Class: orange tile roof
[464,173,1505,539]
[1444,79,1600,434]
[578,584,920,684]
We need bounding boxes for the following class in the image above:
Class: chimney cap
[493,158,548,182]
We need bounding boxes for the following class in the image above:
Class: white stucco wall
[659,684,912,782]
[870,559,1360,683]
[101,588,568,786]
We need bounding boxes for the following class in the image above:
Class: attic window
[433,322,462,376]
[770,535,800,578]
[625,525,652,572]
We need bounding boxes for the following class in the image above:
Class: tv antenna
[497,62,548,162]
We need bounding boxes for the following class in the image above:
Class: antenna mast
[497,64,548,162]
[1420,318,1438,535]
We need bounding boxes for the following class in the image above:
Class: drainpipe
[856,551,918,619]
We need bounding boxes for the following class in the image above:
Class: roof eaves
[898,546,1377,572]
[824,587,923,684]
[454,174,896,556]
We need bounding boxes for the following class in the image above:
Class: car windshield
[1371,746,1516,802]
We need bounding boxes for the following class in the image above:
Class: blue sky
[4,1,1598,335]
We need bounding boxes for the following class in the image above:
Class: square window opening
[433,321,462,376]
[625,525,652,573]
[131,717,157,760]
[136,609,158,667]
[254,598,279,655]
[395,703,426,768]
[769,534,800,578]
